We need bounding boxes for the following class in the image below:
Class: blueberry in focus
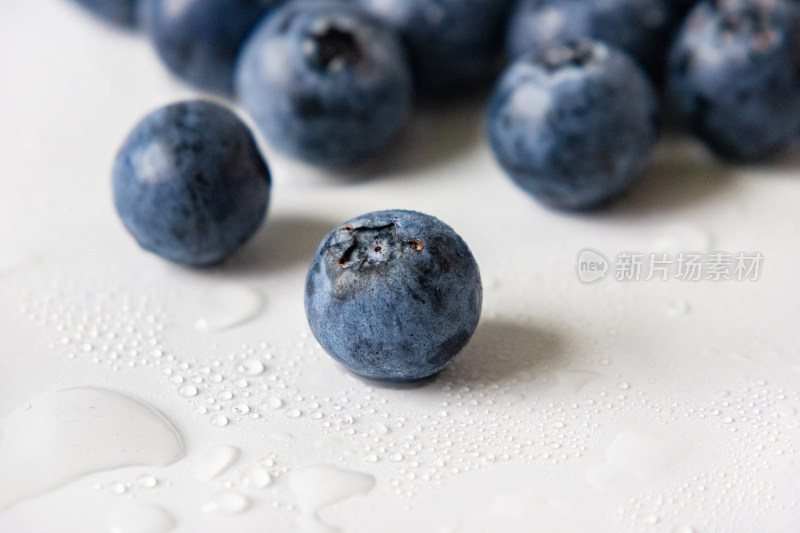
[506,0,675,79]
[138,0,283,93]
[487,40,660,211]
[70,0,139,28]
[305,210,482,382]
[351,0,514,98]
[113,101,271,266]
[667,0,800,162]
[236,1,413,168]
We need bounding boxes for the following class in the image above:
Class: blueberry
[305,210,482,382]
[138,0,283,93]
[70,0,139,28]
[351,0,514,98]
[667,0,800,162]
[506,0,675,79]
[236,1,413,168]
[487,40,660,211]
[113,101,271,266]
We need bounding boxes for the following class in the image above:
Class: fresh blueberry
[138,0,283,93]
[70,0,139,28]
[113,101,271,266]
[305,210,482,382]
[506,0,675,79]
[488,40,660,211]
[673,0,699,19]
[667,0,800,162]
[236,1,413,168]
[350,0,514,98]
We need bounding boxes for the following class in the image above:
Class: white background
[1,1,799,532]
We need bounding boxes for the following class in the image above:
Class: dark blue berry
[236,0,413,168]
[305,210,482,382]
[488,40,660,211]
[668,0,800,162]
[138,0,283,93]
[113,101,271,266]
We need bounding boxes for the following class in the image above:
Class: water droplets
[202,492,250,515]
[193,284,263,331]
[193,445,239,481]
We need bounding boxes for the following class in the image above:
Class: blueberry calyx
[336,224,423,269]
[540,41,596,72]
[305,23,362,72]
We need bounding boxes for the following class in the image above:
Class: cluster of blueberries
[78,0,800,381]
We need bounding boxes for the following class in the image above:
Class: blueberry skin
[138,0,283,93]
[488,41,660,211]
[236,1,413,168]
[113,101,271,266]
[667,0,800,162]
[506,0,675,78]
[71,0,138,27]
[305,210,482,382]
[351,0,514,97]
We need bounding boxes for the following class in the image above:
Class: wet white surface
[1,1,799,532]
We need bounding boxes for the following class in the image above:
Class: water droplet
[672,527,695,533]
[105,503,175,533]
[287,409,302,419]
[231,403,250,416]
[202,492,250,515]
[653,225,712,254]
[136,475,158,489]
[0,388,184,511]
[109,483,127,495]
[193,445,239,481]
[667,300,692,317]
[178,385,198,398]
[242,467,272,490]
[236,358,265,376]
[193,284,263,331]
[584,428,691,489]
[267,397,284,410]
[210,414,229,427]
[288,465,375,530]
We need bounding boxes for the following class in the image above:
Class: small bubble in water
[231,403,250,416]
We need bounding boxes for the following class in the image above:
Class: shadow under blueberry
[591,134,737,219]
[352,320,566,391]
[213,213,338,275]
[346,93,488,180]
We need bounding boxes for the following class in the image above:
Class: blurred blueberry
[668,0,800,162]
[488,40,660,211]
[352,0,514,98]
[305,210,482,382]
[506,0,675,79]
[236,0,412,168]
[138,0,283,93]
[70,0,139,28]
[113,101,271,266]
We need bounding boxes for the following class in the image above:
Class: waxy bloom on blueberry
[305,210,482,382]
[487,40,660,211]
[236,1,413,168]
[113,100,271,266]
